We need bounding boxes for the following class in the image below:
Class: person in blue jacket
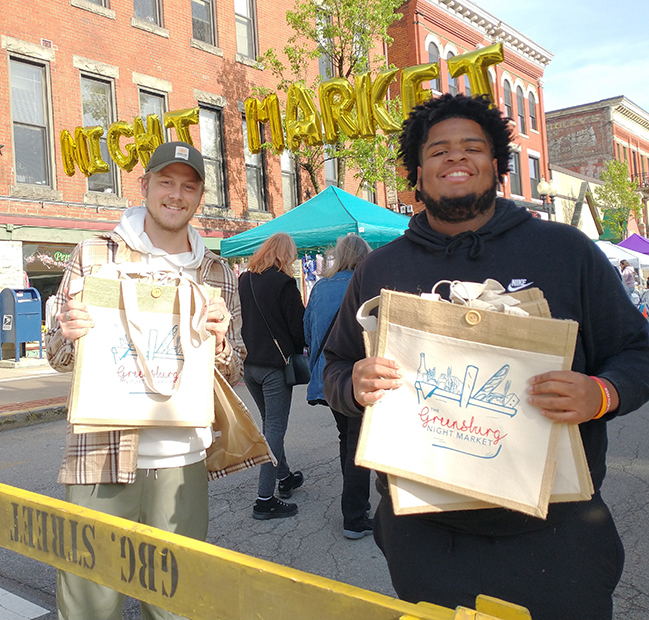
[304,234,372,539]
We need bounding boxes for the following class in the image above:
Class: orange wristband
[590,376,610,420]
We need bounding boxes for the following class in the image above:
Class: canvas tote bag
[69,271,216,429]
[355,288,580,518]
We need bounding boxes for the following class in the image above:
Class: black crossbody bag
[249,275,311,386]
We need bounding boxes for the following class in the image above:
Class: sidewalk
[0,358,68,430]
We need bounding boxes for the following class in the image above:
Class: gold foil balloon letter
[354,73,375,138]
[401,63,440,119]
[447,43,504,105]
[372,69,401,133]
[164,108,199,145]
[319,78,359,143]
[245,95,285,154]
[285,83,323,150]
[60,126,108,177]
[133,114,164,168]
[107,121,138,172]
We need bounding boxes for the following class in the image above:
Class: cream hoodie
[114,207,213,470]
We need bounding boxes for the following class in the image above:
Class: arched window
[464,75,471,97]
[447,52,458,96]
[503,81,512,118]
[516,86,526,134]
[427,43,440,92]
[528,92,537,131]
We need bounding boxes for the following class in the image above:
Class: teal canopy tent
[220,186,411,257]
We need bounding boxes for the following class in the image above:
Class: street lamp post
[537,177,558,218]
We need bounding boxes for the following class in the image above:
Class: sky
[474,0,649,113]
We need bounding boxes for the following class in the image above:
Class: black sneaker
[252,497,298,520]
[343,518,373,540]
[278,471,304,499]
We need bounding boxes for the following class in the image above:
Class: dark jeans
[374,492,624,620]
[331,409,371,530]
[244,364,293,498]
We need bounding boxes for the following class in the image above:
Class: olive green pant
[57,460,208,620]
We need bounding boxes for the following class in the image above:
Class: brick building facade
[546,96,649,233]
[389,0,553,214]
[1,0,555,307]
[0,0,341,301]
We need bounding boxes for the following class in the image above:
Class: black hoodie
[323,198,649,535]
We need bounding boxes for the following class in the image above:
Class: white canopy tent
[595,241,649,269]
[595,241,649,289]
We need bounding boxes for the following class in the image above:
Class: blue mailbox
[0,288,43,362]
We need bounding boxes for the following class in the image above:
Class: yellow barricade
[0,483,531,620]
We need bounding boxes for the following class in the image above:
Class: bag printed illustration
[355,289,580,518]
[69,273,217,430]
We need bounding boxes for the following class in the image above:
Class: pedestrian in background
[239,233,306,519]
[304,234,372,539]
[620,259,636,296]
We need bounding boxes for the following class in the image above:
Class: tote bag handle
[120,276,210,397]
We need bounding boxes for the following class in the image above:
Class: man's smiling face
[140,162,203,236]
[416,117,499,224]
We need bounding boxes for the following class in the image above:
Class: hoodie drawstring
[445,231,485,259]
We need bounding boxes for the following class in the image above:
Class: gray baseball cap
[145,141,205,181]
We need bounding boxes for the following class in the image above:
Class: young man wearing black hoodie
[322,94,649,620]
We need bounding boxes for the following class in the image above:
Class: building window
[528,92,537,131]
[316,11,334,78]
[81,76,118,194]
[192,0,216,45]
[88,0,109,6]
[616,143,622,161]
[10,58,52,186]
[134,0,161,25]
[361,183,376,203]
[427,43,440,92]
[516,86,526,134]
[242,116,267,211]
[529,156,540,199]
[139,89,167,139]
[464,75,471,98]
[199,107,227,208]
[446,52,457,96]
[281,150,298,211]
[509,152,522,196]
[503,81,512,118]
[324,145,338,188]
[235,0,256,59]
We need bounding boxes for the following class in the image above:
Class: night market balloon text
[60,43,503,176]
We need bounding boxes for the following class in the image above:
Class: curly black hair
[398,93,514,189]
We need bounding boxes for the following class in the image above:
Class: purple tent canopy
[618,233,649,255]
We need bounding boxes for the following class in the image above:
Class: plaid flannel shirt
[46,232,246,484]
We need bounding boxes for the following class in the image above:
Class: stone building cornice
[546,96,649,134]
[422,0,553,67]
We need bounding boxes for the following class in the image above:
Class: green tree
[257,0,406,197]
[593,160,643,241]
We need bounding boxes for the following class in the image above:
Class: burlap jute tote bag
[206,370,276,477]
[355,289,581,518]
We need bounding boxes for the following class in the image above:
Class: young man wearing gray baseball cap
[47,140,251,619]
